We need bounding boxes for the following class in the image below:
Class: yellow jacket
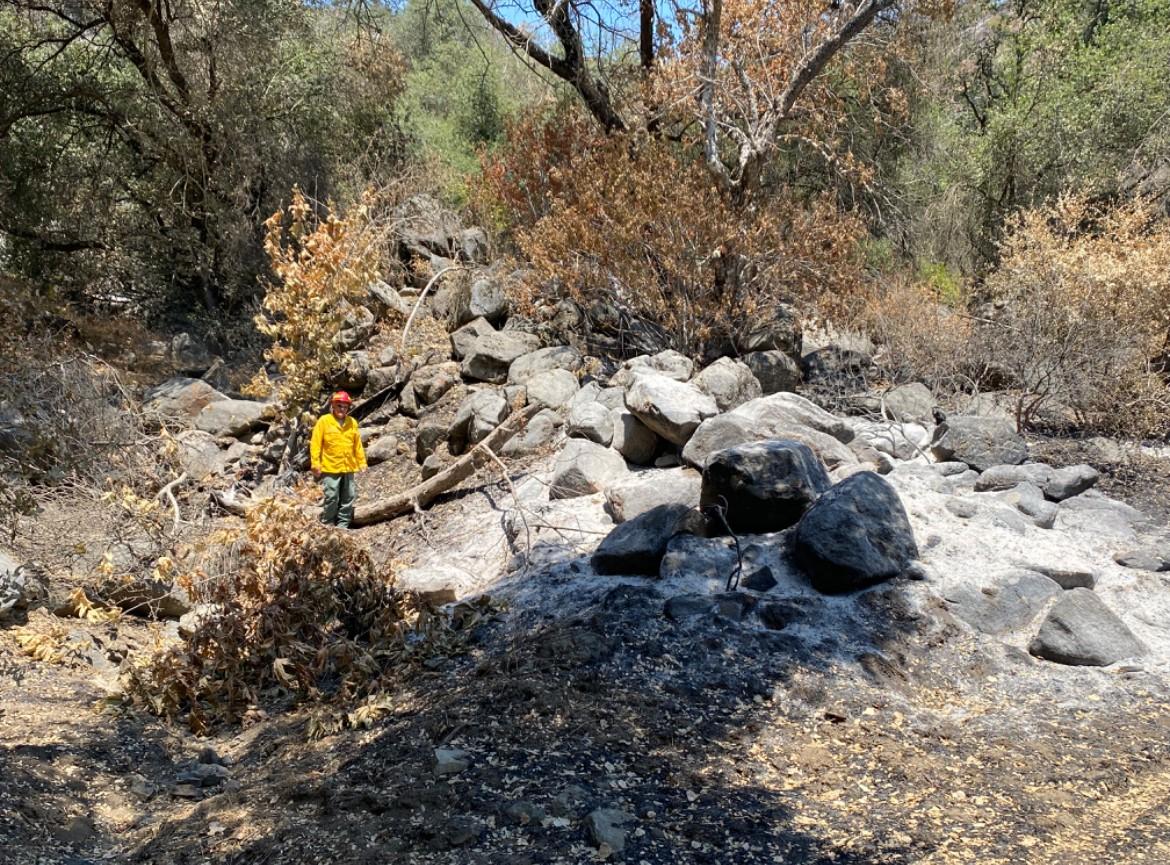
[310,413,367,474]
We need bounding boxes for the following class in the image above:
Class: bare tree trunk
[353,404,541,526]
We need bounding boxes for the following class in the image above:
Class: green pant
[321,472,356,528]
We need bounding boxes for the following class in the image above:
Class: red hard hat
[330,391,352,404]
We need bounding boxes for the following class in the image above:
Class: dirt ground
[3,447,1170,865]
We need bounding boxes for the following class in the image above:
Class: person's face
[331,401,350,420]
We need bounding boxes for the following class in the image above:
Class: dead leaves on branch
[121,495,501,733]
[248,188,386,417]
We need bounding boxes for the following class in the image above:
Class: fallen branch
[353,403,541,526]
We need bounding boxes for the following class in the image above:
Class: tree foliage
[467,0,897,356]
[0,0,408,316]
[893,0,1170,273]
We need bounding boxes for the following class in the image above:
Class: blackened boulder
[700,440,830,534]
[592,504,692,576]
[792,471,919,594]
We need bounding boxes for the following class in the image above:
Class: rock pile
[121,197,1163,675]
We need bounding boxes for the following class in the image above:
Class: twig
[704,495,743,592]
[157,472,188,534]
[400,264,463,353]
[479,443,532,562]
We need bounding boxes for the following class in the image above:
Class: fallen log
[353,402,541,526]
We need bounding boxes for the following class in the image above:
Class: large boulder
[944,571,1062,636]
[365,435,400,465]
[525,369,579,410]
[625,374,718,447]
[611,350,694,386]
[700,440,830,534]
[365,280,412,319]
[882,383,936,424]
[567,401,614,446]
[1113,547,1170,572]
[170,332,214,375]
[448,389,508,454]
[460,271,508,325]
[334,305,376,352]
[461,332,543,383]
[459,227,489,264]
[1043,464,1099,501]
[394,194,460,258]
[792,471,919,594]
[194,399,268,438]
[736,392,854,442]
[692,358,762,412]
[734,305,802,359]
[174,429,232,480]
[0,556,48,619]
[411,362,461,405]
[1028,589,1145,666]
[682,393,856,470]
[550,440,630,499]
[975,463,1054,492]
[929,415,1027,472]
[96,576,192,619]
[609,408,658,465]
[500,408,559,457]
[999,482,1059,529]
[800,344,874,386]
[850,420,931,462]
[742,351,801,395]
[334,351,372,392]
[508,346,583,385]
[606,469,702,523]
[450,317,496,361]
[143,377,227,423]
[592,504,692,576]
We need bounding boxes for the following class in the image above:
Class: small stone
[902,562,930,581]
[586,808,636,853]
[198,746,227,766]
[740,565,777,592]
[757,601,801,631]
[52,816,96,847]
[945,497,979,519]
[1113,548,1169,572]
[434,747,471,776]
[713,591,755,621]
[421,454,444,480]
[130,775,158,801]
[176,762,230,788]
[663,594,712,620]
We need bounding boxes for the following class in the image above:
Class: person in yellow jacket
[310,391,367,528]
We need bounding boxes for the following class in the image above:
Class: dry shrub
[122,496,409,733]
[0,333,160,536]
[982,196,1170,434]
[861,276,984,396]
[481,127,864,358]
[247,188,386,416]
[864,197,1170,437]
